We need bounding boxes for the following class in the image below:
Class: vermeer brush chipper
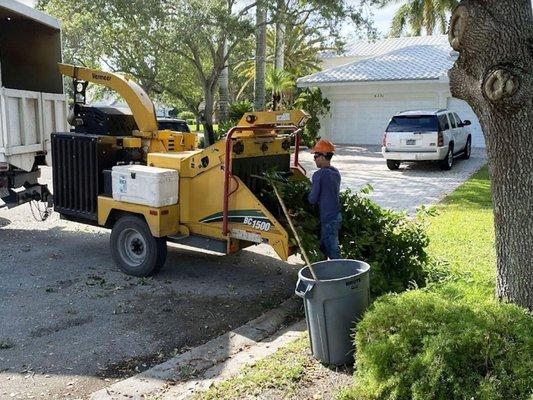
[51,64,309,276]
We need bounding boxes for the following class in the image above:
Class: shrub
[339,188,432,295]
[228,100,253,121]
[342,289,533,400]
[218,100,254,134]
[263,176,431,297]
[294,88,330,147]
[179,110,195,120]
[186,118,196,126]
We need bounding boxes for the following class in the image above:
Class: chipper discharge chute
[51,64,309,276]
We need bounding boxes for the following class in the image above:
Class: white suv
[381,109,472,170]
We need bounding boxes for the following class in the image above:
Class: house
[297,35,485,147]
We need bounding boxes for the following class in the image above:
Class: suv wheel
[461,136,471,160]
[440,145,454,170]
[386,160,400,170]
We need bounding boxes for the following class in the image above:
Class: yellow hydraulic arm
[58,63,158,136]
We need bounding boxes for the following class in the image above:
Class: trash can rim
[299,259,370,283]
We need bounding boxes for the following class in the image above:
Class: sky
[371,3,402,36]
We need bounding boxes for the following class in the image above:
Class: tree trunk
[218,40,229,123]
[254,4,267,111]
[272,92,281,111]
[274,0,285,70]
[448,0,533,310]
[202,85,216,146]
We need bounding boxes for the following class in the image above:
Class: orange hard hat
[311,139,335,154]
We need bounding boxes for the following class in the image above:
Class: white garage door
[330,98,437,145]
[447,98,485,147]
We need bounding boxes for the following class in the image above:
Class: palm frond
[423,0,436,35]
[265,67,294,92]
[390,3,411,37]
[408,1,424,36]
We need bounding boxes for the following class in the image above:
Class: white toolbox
[111,165,179,207]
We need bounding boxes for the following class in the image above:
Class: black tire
[461,136,472,160]
[386,160,400,170]
[110,215,167,277]
[439,144,454,170]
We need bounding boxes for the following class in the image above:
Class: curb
[90,297,302,399]
[159,320,306,399]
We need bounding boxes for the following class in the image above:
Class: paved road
[299,145,487,213]
[0,147,486,399]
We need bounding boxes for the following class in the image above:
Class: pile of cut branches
[261,172,431,296]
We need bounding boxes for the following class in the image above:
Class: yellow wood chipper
[51,64,309,276]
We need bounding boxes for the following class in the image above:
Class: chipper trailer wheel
[110,215,167,277]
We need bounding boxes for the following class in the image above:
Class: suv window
[386,115,439,132]
[438,114,450,131]
[453,113,462,126]
[448,113,457,129]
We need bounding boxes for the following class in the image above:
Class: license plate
[406,139,416,145]
[230,229,262,243]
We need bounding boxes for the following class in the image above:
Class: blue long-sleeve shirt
[308,166,341,222]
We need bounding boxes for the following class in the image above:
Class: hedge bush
[178,110,195,120]
[341,289,533,400]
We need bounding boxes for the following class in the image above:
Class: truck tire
[386,160,400,170]
[439,144,454,170]
[110,215,167,277]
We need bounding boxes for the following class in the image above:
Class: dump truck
[0,0,68,209]
[51,64,309,276]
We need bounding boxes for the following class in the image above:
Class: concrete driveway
[299,145,487,213]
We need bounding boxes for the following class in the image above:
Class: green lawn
[426,166,496,301]
[192,338,311,400]
[188,124,219,133]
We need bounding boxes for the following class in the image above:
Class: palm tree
[265,68,294,111]
[234,24,328,101]
[381,0,458,37]
[254,4,267,111]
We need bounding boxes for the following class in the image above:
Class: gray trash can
[295,259,370,365]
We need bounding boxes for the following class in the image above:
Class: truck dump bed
[0,0,68,172]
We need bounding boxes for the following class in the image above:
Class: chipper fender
[97,196,180,237]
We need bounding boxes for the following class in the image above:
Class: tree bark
[202,84,216,146]
[448,0,533,310]
[218,40,229,123]
[274,0,286,70]
[254,3,267,111]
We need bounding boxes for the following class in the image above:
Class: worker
[308,139,342,260]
